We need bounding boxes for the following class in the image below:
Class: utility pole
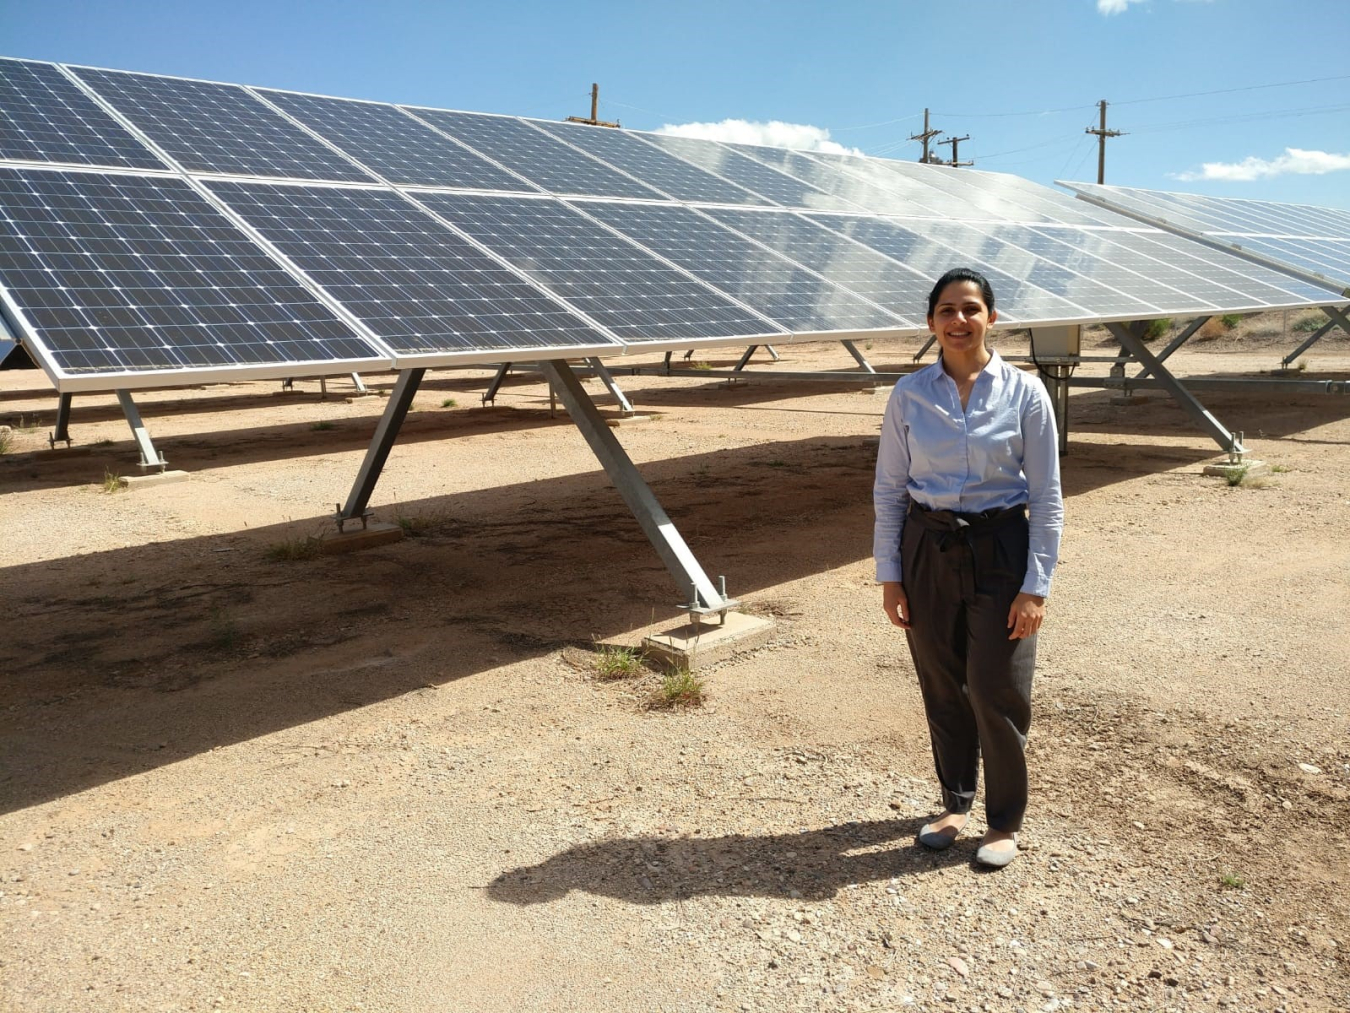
[938,134,972,168]
[1085,100,1123,184]
[565,83,620,128]
[909,108,943,164]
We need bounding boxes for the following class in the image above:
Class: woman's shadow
[487,817,978,906]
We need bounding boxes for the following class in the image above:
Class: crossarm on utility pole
[538,359,728,611]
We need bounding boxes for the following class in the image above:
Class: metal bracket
[334,503,374,533]
[677,576,739,626]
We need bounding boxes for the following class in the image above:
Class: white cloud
[1097,0,1146,14]
[655,119,861,156]
[1171,148,1350,182]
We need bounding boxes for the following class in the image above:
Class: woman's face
[928,280,996,359]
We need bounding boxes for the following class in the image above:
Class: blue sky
[7,0,1350,209]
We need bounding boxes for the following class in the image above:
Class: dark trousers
[901,503,1036,833]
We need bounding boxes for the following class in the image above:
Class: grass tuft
[1218,870,1246,891]
[310,420,335,432]
[265,535,322,562]
[649,665,705,709]
[0,430,11,455]
[691,361,713,372]
[1292,311,1327,333]
[1142,318,1172,341]
[1220,313,1244,330]
[441,397,458,408]
[101,469,125,493]
[1225,465,1249,487]
[593,644,645,681]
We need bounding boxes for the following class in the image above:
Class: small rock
[947,956,969,977]
[1158,938,1173,950]
[1298,763,1321,775]
[997,986,1014,999]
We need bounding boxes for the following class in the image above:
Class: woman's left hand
[1006,592,1046,640]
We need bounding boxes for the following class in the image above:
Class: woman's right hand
[881,581,911,629]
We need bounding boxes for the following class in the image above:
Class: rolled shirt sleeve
[1019,377,1063,597]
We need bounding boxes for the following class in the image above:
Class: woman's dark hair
[927,267,996,317]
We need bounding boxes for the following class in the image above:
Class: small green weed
[441,397,458,408]
[1218,871,1246,891]
[650,666,705,709]
[395,507,455,537]
[1142,318,1172,341]
[1270,464,1292,474]
[1292,311,1327,333]
[593,644,645,681]
[1220,314,1244,329]
[0,430,11,455]
[691,361,713,372]
[310,421,335,432]
[767,459,787,468]
[101,469,124,493]
[265,535,322,562]
[1225,465,1249,487]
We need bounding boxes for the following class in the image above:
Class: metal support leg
[913,335,936,362]
[482,362,512,405]
[49,392,73,448]
[840,339,877,374]
[1135,316,1208,380]
[1108,322,1244,454]
[586,357,634,414]
[336,368,424,530]
[350,372,368,394]
[1282,306,1350,367]
[734,345,759,371]
[766,345,780,361]
[1043,364,1071,455]
[538,359,731,612]
[319,377,328,400]
[115,390,167,471]
[662,351,673,372]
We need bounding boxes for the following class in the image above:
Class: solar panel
[581,201,909,333]
[530,120,771,206]
[701,206,933,317]
[0,58,166,170]
[1063,182,1350,292]
[405,109,665,200]
[206,180,620,360]
[69,66,374,182]
[256,89,530,191]
[802,150,995,222]
[0,167,382,382]
[877,159,1120,227]
[640,133,856,210]
[806,213,1090,324]
[725,142,930,217]
[412,191,783,343]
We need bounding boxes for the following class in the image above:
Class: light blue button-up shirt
[873,351,1063,596]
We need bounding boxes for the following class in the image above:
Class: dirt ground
[2,319,1348,1013]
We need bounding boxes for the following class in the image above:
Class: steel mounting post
[585,357,634,414]
[114,390,167,471]
[1134,316,1209,381]
[1108,321,1244,454]
[336,367,424,530]
[538,359,730,611]
[50,392,73,448]
[1283,305,1350,368]
[482,362,512,405]
[840,339,877,374]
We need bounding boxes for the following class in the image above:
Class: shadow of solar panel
[207,180,621,359]
[0,167,382,377]
[70,66,375,182]
[257,90,531,191]
[0,58,165,170]
[413,191,784,342]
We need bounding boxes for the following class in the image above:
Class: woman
[873,267,1062,869]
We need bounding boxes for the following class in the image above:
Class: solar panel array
[1,55,1346,392]
[1062,181,1350,294]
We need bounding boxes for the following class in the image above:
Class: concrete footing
[604,414,653,427]
[116,470,189,490]
[642,611,775,670]
[1202,459,1269,480]
[318,521,404,555]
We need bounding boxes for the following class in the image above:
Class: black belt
[907,502,1026,598]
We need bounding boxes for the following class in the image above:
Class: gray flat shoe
[916,815,967,850]
[975,833,1019,868]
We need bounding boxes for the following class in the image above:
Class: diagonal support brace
[336,368,424,530]
[1108,322,1243,454]
[115,390,167,471]
[539,359,729,611]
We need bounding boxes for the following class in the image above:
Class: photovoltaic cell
[256,90,530,191]
[581,201,907,333]
[406,109,664,200]
[70,66,374,182]
[640,132,856,210]
[807,213,1090,323]
[206,180,619,357]
[726,142,926,217]
[413,192,782,343]
[0,58,165,170]
[0,167,379,376]
[702,207,932,318]
[530,120,771,205]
